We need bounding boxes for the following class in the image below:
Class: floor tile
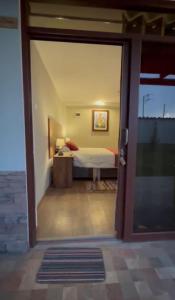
[120,282,140,299]
[0,240,175,300]
[155,267,175,280]
[106,283,123,300]
[62,286,77,300]
[135,281,153,298]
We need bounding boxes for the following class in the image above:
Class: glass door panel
[134,42,175,233]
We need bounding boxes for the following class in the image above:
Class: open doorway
[30,41,124,240]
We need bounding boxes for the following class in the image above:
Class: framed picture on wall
[92,110,109,131]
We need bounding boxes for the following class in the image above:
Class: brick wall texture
[0,172,28,253]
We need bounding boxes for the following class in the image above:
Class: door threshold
[35,234,121,248]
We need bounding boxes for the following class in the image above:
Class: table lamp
[56,138,65,156]
[65,137,70,143]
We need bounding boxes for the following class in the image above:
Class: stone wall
[0,172,28,253]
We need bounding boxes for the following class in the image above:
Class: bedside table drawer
[53,156,73,188]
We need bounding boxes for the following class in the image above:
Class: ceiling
[32,41,122,107]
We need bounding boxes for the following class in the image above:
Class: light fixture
[65,137,70,143]
[95,100,105,106]
[56,17,65,21]
[56,138,65,156]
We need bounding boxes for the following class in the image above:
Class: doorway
[22,2,175,247]
[30,40,127,241]
[22,23,132,246]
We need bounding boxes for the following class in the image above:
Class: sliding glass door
[134,42,175,234]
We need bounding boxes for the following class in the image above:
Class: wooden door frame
[23,32,132,247]
[115,41,130,239]
[21,7,134,248]
[27,0,175,13]
[124,39,175,242]
[21,2,175,247]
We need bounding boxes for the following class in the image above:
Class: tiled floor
[0,240,175,299]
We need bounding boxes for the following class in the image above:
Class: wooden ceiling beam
[29,0,175,13]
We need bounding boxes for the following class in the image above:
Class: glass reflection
[134,43,175,233]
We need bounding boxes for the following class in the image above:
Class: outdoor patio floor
[0,240,175,299]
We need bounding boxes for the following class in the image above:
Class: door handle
[119,156,126,166]
[124,128,128,146]
[119,129,128,167]
[119,148,126,166]
[121,128,129,147]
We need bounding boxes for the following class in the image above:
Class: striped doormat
[36,247,105,283]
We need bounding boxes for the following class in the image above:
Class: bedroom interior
[30,40,122,240]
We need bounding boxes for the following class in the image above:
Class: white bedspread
[73,147,116,168]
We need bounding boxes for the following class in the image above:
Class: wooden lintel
[0,16,18,29]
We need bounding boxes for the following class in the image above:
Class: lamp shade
[56,138,65,147]
[65,137,70,143]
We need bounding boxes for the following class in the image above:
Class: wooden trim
[48,117,63,158]
[116,0,175,13]
[28,26,128,43]
[22,21,130,245]
[48,118,51,159]
[123,39,142,241]
[125,231,175,242]
[0,16,18,29]
[115,42,130,239]
[140,78,175,86]
[123,38,175,241]
[30,12,122,24]
[28,26,175,44]
[21,0,36,247]
[29,0,175,13]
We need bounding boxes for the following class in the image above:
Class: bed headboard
[48,117,63,158]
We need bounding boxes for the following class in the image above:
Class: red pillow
[66,141,79,151]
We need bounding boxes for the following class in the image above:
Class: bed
[47,118,118,182]
[72,147,118,181]
[73,147,117,168]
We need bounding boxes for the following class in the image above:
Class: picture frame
[92,110,109,131]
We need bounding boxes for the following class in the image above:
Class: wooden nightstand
[53,153,73,188]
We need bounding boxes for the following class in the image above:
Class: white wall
[0,0,26,171]
[31,43,66,206]
[66,106,119,148]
